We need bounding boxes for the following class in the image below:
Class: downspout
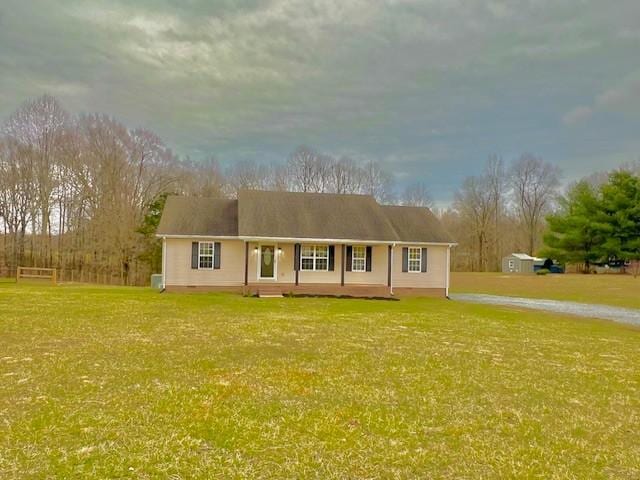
[161,236,167,292]
[390,243,395,296]
[244,241,249,293]
[445,244,451,299]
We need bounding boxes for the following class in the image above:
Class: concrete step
[258,286,284,298]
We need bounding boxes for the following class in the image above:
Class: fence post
[16,266,20,283]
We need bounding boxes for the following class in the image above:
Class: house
[157,190,456,297]
[502,253,544,274]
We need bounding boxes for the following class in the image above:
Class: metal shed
[502,253,535,274]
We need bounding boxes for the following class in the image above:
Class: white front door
[259,245,276,279]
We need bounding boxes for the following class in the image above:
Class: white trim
[300,244,329,272]
[157,233,456,247]
[198,241,215,270]
[351,245,366,272]
[407,246,422,273]
[162,237,167,289]
[445,245,450,297]
[257,243,278,280]
[390,244,394,295]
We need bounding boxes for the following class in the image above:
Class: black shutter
[346,246,353,272]
[294,243,301,271]
[214,242,221,269]
[365,246,372,272]
[402,247,408,272]
[421,247,428,272]
[191,242,199,269]
[328,245,335,271]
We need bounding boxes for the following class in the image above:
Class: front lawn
[452,272,640,309]
[1,283,639,478]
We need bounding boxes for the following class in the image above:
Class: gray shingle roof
[157,196,238,236]
[380,205,454,243]
[238,190,399,241]
[157,190,454,244]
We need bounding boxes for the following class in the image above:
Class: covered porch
[242,240,394,297]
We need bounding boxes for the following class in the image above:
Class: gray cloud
[1,0,640,202]
[563,73,640,125]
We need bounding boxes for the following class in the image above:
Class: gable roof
[157,190,454,244]
[380,205,453,243]
[238,190,399,241]
[157,196,238,236]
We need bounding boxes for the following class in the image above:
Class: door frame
[257,243,278,280]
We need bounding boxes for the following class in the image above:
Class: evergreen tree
[137,193,170,274]
[598,171,640,263]
[542,181,604,271]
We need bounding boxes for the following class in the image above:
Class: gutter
[161,236,167,291]
[156,233,457,248]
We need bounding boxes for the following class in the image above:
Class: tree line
[443,155,640,273]
[441,154,561,272]
[3,94,636,282]
[0,95,431,284]
[543,170,640,274]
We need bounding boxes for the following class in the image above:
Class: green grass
[1,283,640,478]
[452,272,640,309]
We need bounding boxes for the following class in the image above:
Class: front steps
[257,285,284,298]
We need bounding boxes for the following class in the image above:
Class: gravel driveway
[450,293,640,326]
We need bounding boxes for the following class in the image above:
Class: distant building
[502,253,561,273]
[502,253,537,274]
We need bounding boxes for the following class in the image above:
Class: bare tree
[3,95,69,266]
[287,146,319,192]
[270,161,292,191]
[0,138,35,269]
[178,157,225,197]
[509,154,561,255]
[330,156,362,194]
[226,160,273,195]
[401,182,433,207]
[485,155,507,270]
[361,160,395,203]
[454,175,494,271]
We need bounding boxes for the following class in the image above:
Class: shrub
[536,269,550,275]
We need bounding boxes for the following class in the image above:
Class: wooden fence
[16,267,57,285]
[1,266,151,286]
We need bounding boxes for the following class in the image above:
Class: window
[408,247,421,273]
[352,246,366,272]
[198,242,214,269]
[508,259,515,271]
[300,245,329,271]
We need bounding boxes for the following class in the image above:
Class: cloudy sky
[1,0,639,203]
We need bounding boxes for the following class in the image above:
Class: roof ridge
[238,189,375,199]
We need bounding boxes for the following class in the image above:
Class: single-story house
[156,190,456,297]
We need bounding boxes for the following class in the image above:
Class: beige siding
[344,245,388,286]
[392,245,448,289]
[164,238,450,291]
[165,238,245,286]
[247,242,295,283]
[247,242,387,285]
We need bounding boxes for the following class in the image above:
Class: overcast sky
[1,0,639,203]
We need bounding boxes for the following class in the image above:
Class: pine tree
[598,171,640,263]
[542,181,604,271]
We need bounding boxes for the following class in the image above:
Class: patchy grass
[1,283,639,478]
[452,272,640,309]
